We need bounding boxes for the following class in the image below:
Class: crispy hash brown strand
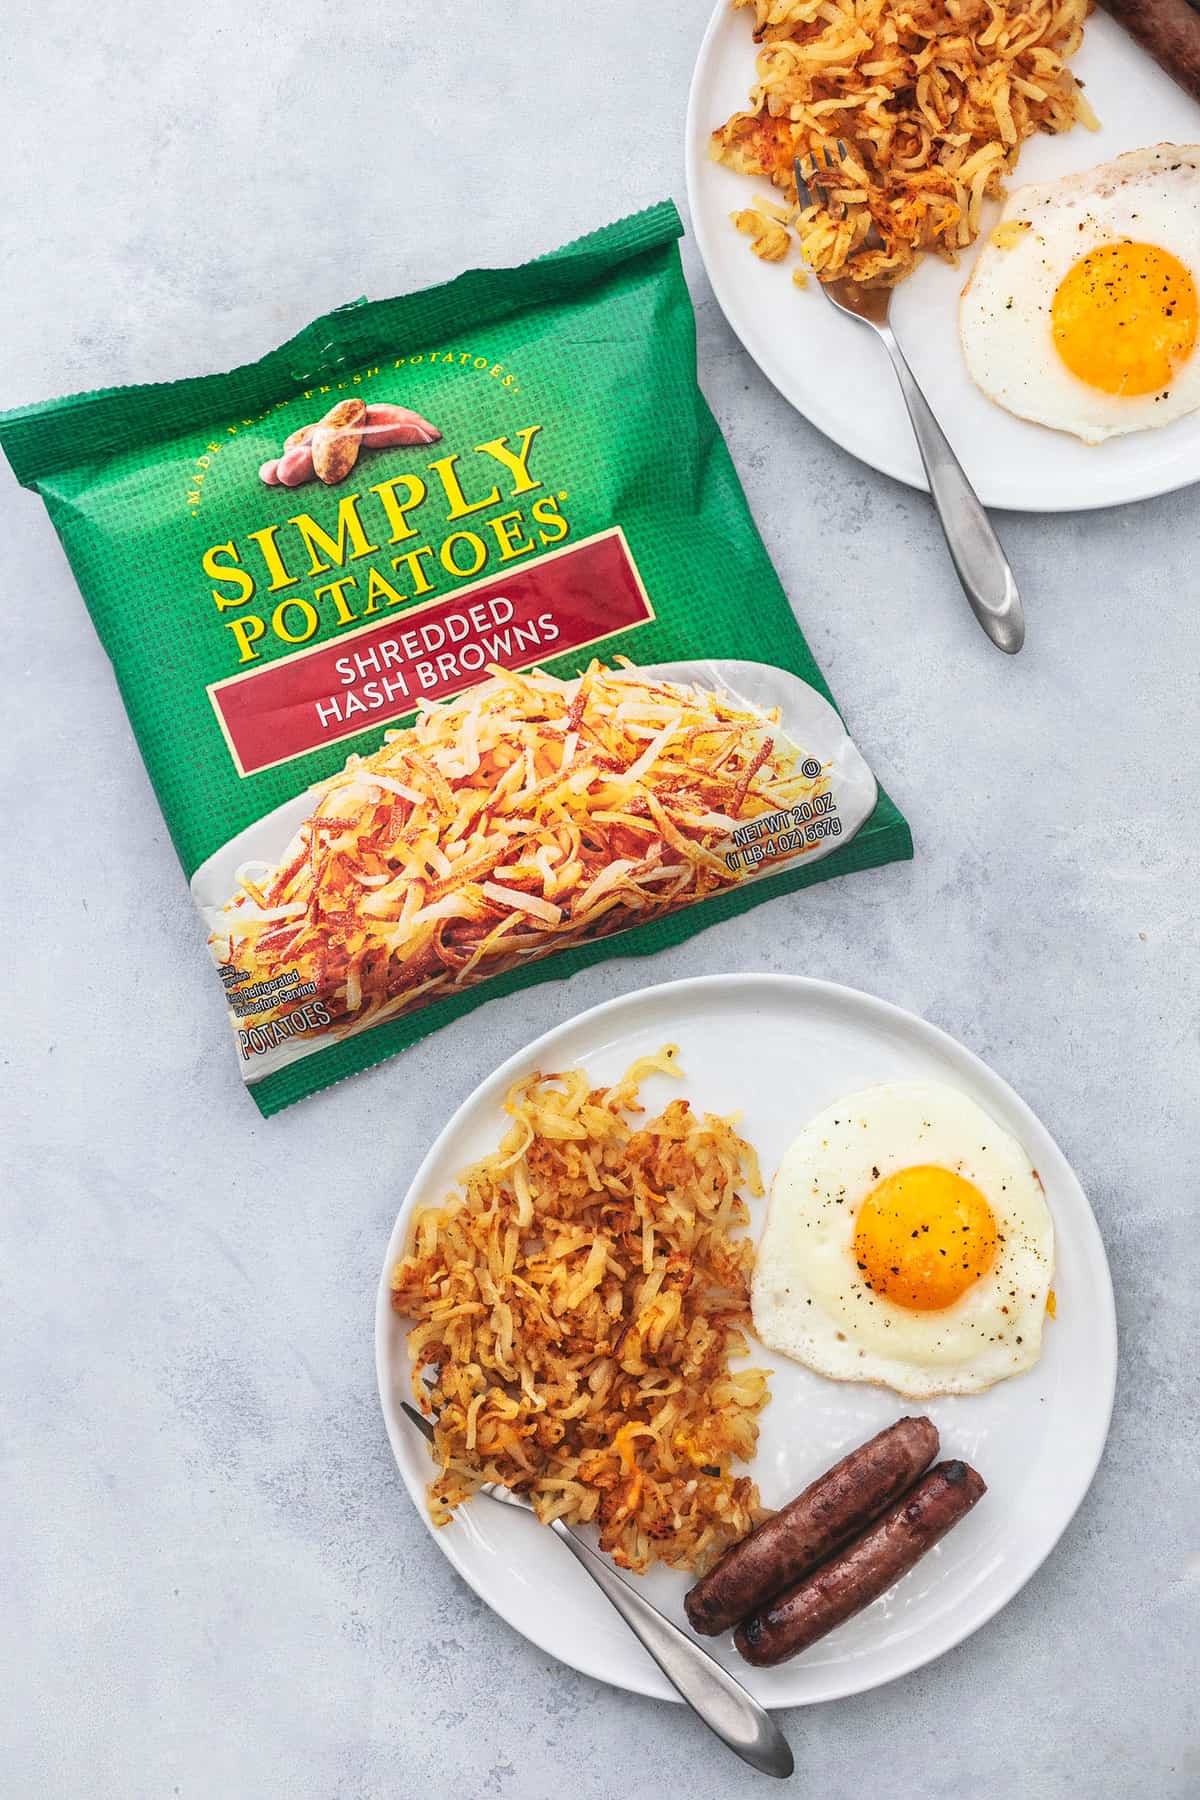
[390,1047,772,1575]
[714,0,1095,287]
[211,661,826,1041]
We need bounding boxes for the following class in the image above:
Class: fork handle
[548,1520,793,1779]
[878,324,1025,654]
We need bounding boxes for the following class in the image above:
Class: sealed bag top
[0,202,910,1113]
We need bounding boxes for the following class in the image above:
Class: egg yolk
[853,1165,998,1311]
[1051,241,1198,397]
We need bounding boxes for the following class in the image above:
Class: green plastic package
[0,202,911,1113]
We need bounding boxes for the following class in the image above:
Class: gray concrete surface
[1,4,1197,1796]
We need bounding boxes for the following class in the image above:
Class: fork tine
[400,1398,437,1445]
[792,153,813,211]
[837,138,849,162]
[820,142,845,219]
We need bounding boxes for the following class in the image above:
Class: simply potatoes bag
[0,203,911,1113]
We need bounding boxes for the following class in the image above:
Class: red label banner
[208,528,654,777]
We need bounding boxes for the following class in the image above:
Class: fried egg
[960,144,1200,443]
[752,1083,1054,1397]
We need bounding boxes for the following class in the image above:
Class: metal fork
[399,1400,793,1779]
[795,149,1025,655]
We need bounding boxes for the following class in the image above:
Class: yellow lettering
[246,525,299,594]
[440,531,488,578]
[290,495,380,577]
[363,566,408,614]
[391,545,436,595]
[371,473,428,542]
[313,575,360,626]
[487,509,536,563]
[226,614,266,662]
[475,426,542,497]
[428,452,500,521]
[531,494,569,545]
[272,598,319,644]
[203,541,255,609]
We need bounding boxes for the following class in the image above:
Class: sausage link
[1098,0,1200,103]
[684,1416,939,1636]
[734,1460,986,1667]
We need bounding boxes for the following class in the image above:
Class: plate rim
[374,972,1118,1705]
[684,0,1200,513]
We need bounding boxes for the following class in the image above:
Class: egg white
[751,1082,1055,1398]
[960,143,1200,443]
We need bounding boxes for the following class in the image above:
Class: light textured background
[2,4,1197,1796]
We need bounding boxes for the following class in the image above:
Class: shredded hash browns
[391,1047,770,1574]
[212,662,825,1042]
[713,0,1095,287]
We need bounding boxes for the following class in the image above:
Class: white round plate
[376,975,1116,1705]
[686,1,1200,510]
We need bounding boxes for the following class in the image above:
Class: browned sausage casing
[1098,0,1200,104]
[684,1416,939,1637]
[734,1460,987,1667]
